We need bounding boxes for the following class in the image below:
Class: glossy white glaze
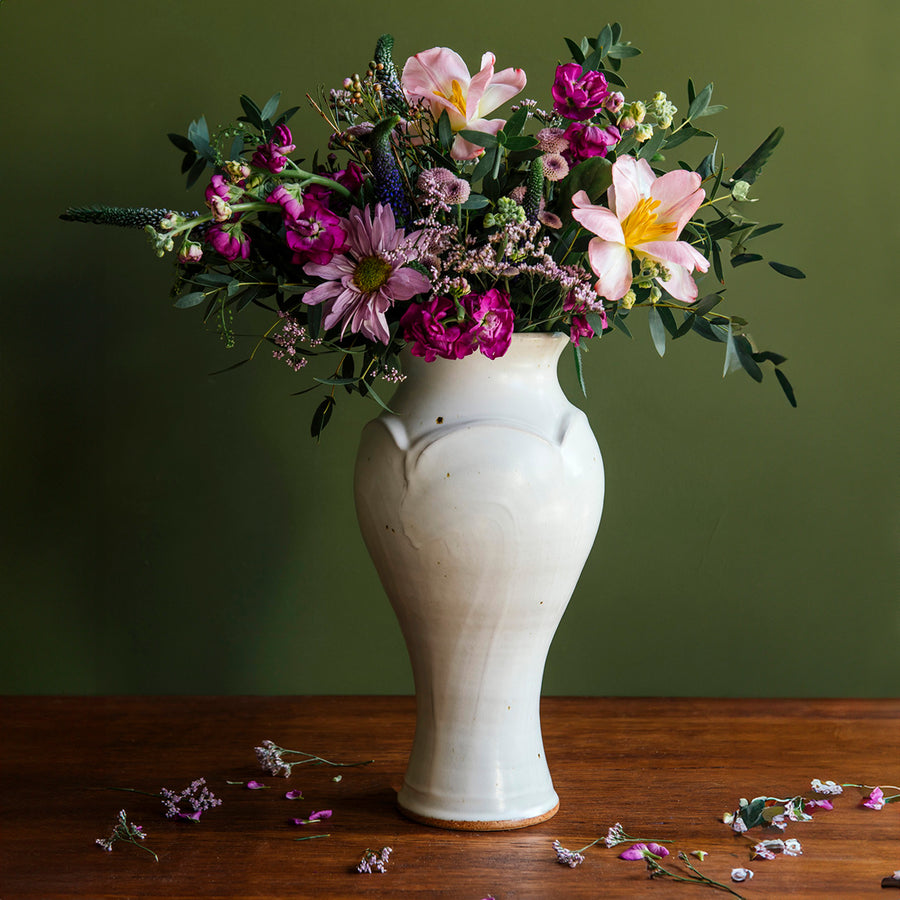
[354,333,604,828]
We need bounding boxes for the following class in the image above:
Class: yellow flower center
[434,79,468,119]
[621,197,677,248]
[353,255,393,293]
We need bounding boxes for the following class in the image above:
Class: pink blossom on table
[303,204,431,344]
[401,46,526,160]
[810,779,843,795]
[562,121,621,165]
[619,842,669,860]
[401,294,475,362]
[207,221,250,261]
[783,839,803,857]
[804,798,834,812]
[245,780,268,790]
[571,156,709,304]
[863,787,886,810]
[731,868,754,882]
[251,124,296,174]
[463,288,514,359]
[285,790,304,800]
[292,809,332,825]
[551,63,610,121]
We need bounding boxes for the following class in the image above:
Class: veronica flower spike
[401,47,526,160]
[571,156,710,304]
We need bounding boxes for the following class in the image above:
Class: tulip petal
[571,193,624,243]
[587,238,632,301]
[478,66,528,117]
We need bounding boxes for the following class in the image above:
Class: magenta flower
[564,291,605,348]
[207,221,250,261]
[804,798,834,812]
[245,781,267,790]
[551,63,609,121]
[302,204,431,343]
[401,295,475,362]
[562,121,621,165]
[205,173,239,222]
[286,202,346,265]
[463,288,514,359]
[863,787,885,810]
[619,842,669,860]
[401,46,526,160]
[293,809,332,825]
[285,790,304,800]
[571,156,709,303]
[251,124,295,174]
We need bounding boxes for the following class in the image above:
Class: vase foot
[397,800,559,831]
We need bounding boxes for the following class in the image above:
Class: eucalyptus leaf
[173,291,206,309]
[607,44,641,59]
[613,313,632,338]
[565,37,585,64]
[459,129,499,149]
[471,146,496,181]
[460,194,489,210]
[735,334,763,382]
[310,396,334,439]
[723,323,743,376]
[359,380,394,413]
[731,253,764,267]
[239,95,263,130]
[648,305,666,357]
[769,261,806,279]
[260,91,282,122]
[168,133,193,153]
[573,344,587,397]
[747,223,783,240]
[503,106,529,137]
[687,84,714,120]
[731,126,784,185]
[504,135,537,152]
[775,368,797,407]
[437,110,452,151]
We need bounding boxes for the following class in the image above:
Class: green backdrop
[1,0,897,696]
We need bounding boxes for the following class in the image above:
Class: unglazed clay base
[398,800,560,831]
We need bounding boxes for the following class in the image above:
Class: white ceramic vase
[354,332,604,830]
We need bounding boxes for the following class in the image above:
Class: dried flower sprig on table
[160,777,223,821]
[95,809,158,861]
[255,739,374,777]
[357,846,393,874]
[646,850,749,899]
[552,821,673,866]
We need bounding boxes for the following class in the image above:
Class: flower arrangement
[62,26,803,436]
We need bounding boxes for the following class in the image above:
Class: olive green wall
[1,0,896,696]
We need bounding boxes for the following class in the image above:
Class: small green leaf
[310,396,334,439]
[747,223,783,240]
[459,130,499,148]
[769,261,806,279]
[731,253,763,268]
[607,44,641,59]
[208,357,251,376]
[647,305,666,357]
[723,323,742,377]
[260,91,282,122]
[775,368,797,407]
[503,105,529,137]
[168,133,193,153]
[731,126,784,185]
[359,380,394,413]
[437,110,452,151]
[173,291,206,309]
[613,313,632,338]
[692,293,724,317]
[573,344,587,397]
[565,37,585,65]
[459,194,489,210]
[471,146,497,181]
[503,135,537,152]
[637,126,667,160]
[239,95,263,130]
[735,334,763,382]
[596,25,613,55]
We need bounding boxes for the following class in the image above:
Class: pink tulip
[401,47,526,160]
[571,156,709,303]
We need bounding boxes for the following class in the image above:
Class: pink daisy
[302,204,431,344]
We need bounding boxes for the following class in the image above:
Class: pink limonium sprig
[552,823,673,867]
[95,809,158,861]
[254,739,374,777]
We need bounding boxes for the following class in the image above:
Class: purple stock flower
[251,124,296,174]
[207,221,250,261]
[551,63,610,121]
[462,288,514,359]
[268,186,347,266]
[401,295,475,362]
[562,121,621,165]
[302,204,431,343]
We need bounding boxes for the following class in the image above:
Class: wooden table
[1,696,897,898]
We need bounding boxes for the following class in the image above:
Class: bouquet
[63,26,803,437]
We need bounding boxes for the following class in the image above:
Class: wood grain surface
[1,696,897,899]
